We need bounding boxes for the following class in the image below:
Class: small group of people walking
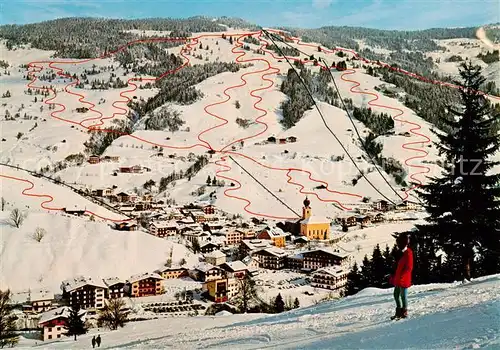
[389,232,414,320]
[91,335,101,348]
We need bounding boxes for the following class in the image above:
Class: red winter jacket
[391,247,413,288]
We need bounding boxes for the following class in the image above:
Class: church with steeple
[299,197,331,240]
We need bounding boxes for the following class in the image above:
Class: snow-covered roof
[206,220,226,227]
[288,253,304,259]
[200,241,219,248]
[205,250,226,259]
[300,215,330,225]
[263,226,287,238]
[11,290,54,304]
[117,190,137,197]
[61,276,106,292]
[254,247,287,257]
[178,217,196,224]
[222,261,248,272]
[303,248,350,259]
[187,231,210,237]
[212,235,227,243]
[194,262,219,273]
[39,306,86,326]
[103,277,125,287]
[119,206,135,211]
[151,220,179,229]
[315,266,346,277]
[267,247,288,256]
[242,256,260,271]
[242,239,273,250]
[128,272,163,284]
[164,207,182,215]
[115,221,137,228]
[337,212,358,219]
[156,265,187,273]
[293,236,309,243]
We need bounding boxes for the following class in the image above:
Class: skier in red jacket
[389,232,413,319]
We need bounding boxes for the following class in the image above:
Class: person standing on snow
[96,334,101,348]
[92,336,96,348]
[389,232,413,319]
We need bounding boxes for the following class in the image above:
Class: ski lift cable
[320,56,407,202]
[263,30,408,204]
[227,155,302,218]
[262,29,398,206]
[263,30,426,206]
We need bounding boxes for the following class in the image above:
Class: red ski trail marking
[262,30,441,200]
[0,174,129,222]
[338,68,431,199]
[206,33,362,215]
[4,29,498,221]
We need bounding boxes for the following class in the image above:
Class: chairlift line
[319,56,406,203]
[262,29,399,206]
[227,155,302,218]
[264,30,429,206]
[264,29,406,203]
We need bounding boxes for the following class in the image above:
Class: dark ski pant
[393,286,408,309]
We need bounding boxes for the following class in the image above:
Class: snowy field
[0,211,198,293]
[427,37,499,85]
[337,221,421,263]
[254,270,332,307]
[18,274,500,349]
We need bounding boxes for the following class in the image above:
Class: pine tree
[371,244,386,287]
[382,244,396,280]
[97,298,128,330]
[0,290,19,348]
[410,229,442,284]
[359,255,372,287]
[416,62,500,281]
[293,297,300,309]
[344,262,362,296]
[274,293,285,313]
[66,304,86,341]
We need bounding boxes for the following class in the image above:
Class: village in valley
[11,184,423,342]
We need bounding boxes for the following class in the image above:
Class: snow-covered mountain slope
[2,28,497,221]
[426,37,499,86]
[19,274,500,349]
[0,211,197,293]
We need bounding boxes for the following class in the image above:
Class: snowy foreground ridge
[22,274,500,349]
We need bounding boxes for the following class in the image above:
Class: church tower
[302,197,312,220]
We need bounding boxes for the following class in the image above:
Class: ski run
[18,274,500,349]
